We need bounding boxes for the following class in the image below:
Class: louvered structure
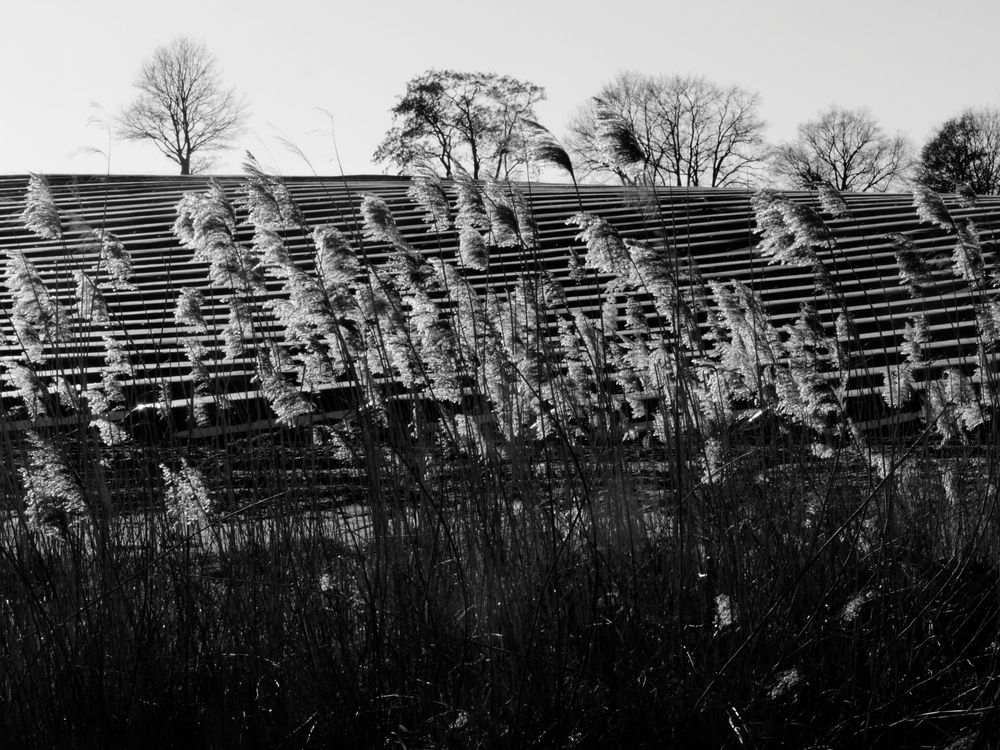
[1,173,998,442]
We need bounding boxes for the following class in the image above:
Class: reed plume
[888,233,933,297]
[569,213,631,277]
[817,182,850,218]
[175,287,209,332]
[4,361,46,419]
[594,98,646,168]
[361,193,411,252]
[175,181,263,293]
[953,220,985,286]
[21,432,86,535]
[75,270,109,325]
[522,119,576,181]
[240,152,302,230]
[21,174,62,240]
[913,185,954,230]
[753,190,828,267]
[482,181,523,248]
[257,350,315,427]
[161,459,215,527]
[5,250,67,362]
[407,171,452,233]
[453,171,490,269]
[98,231,136,290]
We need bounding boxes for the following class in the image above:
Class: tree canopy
[565,72,765,187]
[118,37,247,175]
[917,109,1000,194]
[373,70,545,180]
[770,107,911,192]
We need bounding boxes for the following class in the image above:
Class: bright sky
[4,0,1000,178]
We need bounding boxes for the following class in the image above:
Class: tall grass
[1,156,999,749]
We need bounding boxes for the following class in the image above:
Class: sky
[3,0,1000,178]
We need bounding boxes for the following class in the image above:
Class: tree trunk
[179,156,191,176]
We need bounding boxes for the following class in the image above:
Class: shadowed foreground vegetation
[3,165,1000,748]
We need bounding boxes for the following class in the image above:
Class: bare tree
[771,107,911,192]
[118,37,247,175]
[566,71,765,187]
[374,70,545,180]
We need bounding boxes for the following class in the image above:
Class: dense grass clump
[2,158,1000,749]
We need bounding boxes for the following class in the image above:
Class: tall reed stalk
[1,156,999,748]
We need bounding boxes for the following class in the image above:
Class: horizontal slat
[1,174,997,435]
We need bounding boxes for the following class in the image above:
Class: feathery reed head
[360,193,411,251]
[75,270,109,325]
[175,287,208,332]
[887,233,933,297]
[913,185,954,230]
[456,226,486,271]
[817,182,850,218]
[174,180,238,250]
[752,190,829,268]
[101,332,130,377]
[453,168,489,232]
[99,231,136,291]
[4,250,67,362]
[21,432,86,536]
[255,227,293,269]
[258,354,314,427]
[957,182,978,208]
[95,333,130,411]
[768,668,803,701]
[569,213,630,276]
[241,152,303,230]
[222,295,254,359]
[509,184,538,248]
[175,182,263,293]
[53,376,79,412]
[91,417,130,446]
[182,339,211,388]
[407,172,452,233]
[4,360,46,419]
[522,119,575,179]
[594,98,646,167]
[953,220,985,285]
[901,316,927,365]
[22,174,62,241]
[881,364,914,408]
[161,459,215,527]
[483,181,527,248]
[313,225,360,290]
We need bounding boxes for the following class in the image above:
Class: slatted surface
[1,173,997,437]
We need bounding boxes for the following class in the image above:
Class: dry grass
[1,164,999,749]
